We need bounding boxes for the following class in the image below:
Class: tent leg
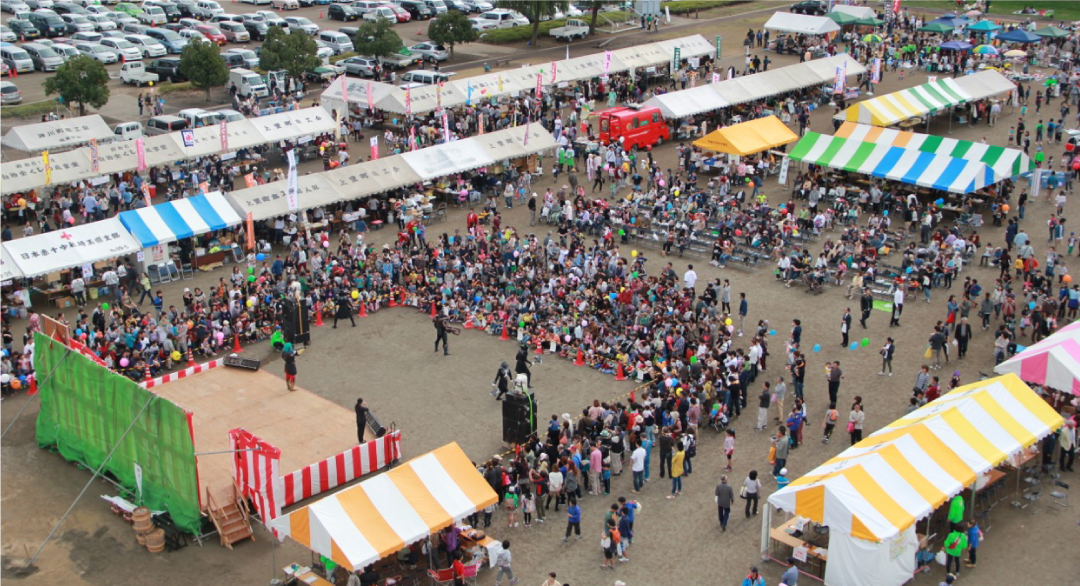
[760,504,773,561]
[948,107,953,135]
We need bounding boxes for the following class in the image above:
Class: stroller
[708,402,730,433]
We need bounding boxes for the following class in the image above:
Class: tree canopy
[427,10,478,57]
[259,27,322,84]
[352,18,404,59]
[42,55,110,116]
[496,0,569,45]
[179,39,229,102]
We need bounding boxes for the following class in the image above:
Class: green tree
[426,10,478,58]
[42,55,110,116]
[584,0,604,35]
[352,17,404,60]
[497,0,569,46]
[259,26,321,86]
[179,39,229,102]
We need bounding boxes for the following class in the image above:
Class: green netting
[34,333,201,534]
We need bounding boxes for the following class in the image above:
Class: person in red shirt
[926,376,942,403]
[466,208,479,230]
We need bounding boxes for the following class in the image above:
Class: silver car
[74,41,118,63]
[408,41,448,63]
[1,0,31,14]
[341,55,376,77]
[0,25,17,42]
[100,37,141,61]
[1,80,23,105]
[86,13,117,31]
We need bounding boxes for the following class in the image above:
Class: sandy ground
[4,7,1080,586]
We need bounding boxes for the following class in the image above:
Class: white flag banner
[286,149,299,211]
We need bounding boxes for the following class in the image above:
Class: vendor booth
[1,114,116,153]
[830,5,876,20]
[1,245,23,284]
[838,70,1015,127]
[762,373,1064,586]
[118,191,243,274]
[693,115,798,156]
[268,442,499,576]
[996,321,1080,397]
[764,13,841,36]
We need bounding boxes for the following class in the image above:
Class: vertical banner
[369,136,379,160]
[334,108,342,141]
[246,212,255,251]
[405,84,412,115]
[89,139,100,174]
[871,58,882,84]
[715,35,722,59]
[366,81,374,111]
[535,73,542,99]
[833,65,845,94]
[219,119,229,153]
[409,125,417,151]
[135,138,147,172]
[551,62,557,84]
[466,81,473,106]
[523,118,530,147]
[497,74,503,93]
[436,81,443,112]
[244,173,256,188]
[285,149,299,212]
[778,156,790,187]
[478,113,484,136]
[711,72,721,84]
[441,111,450,142]
[141,183,152,207]
[1031,168,1043,199]
[134,462,144,501]
[339,75,349,106]
[42,150,51,186]
[673,47,681,72]
[604,50,612,75]
[892,0,902,16]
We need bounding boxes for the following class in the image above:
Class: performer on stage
[355,397,369,444]
[282,342,298,391]
[334,292,356,328]
[434,313,449,355]
[492,361,512,400]
[515,342,533,388]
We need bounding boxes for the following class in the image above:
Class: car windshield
[109,39,133,48]
[293,17,311,25]
[92,45,109,53]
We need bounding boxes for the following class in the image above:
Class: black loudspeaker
[282,298,311,344]
[502,390,537,445]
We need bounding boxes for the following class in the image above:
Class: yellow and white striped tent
[840,70,1015,127]
[268,443,497,570]
[768,374,1062,542]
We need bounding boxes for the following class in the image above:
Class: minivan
[113,121,143,141]
[22,41,63,70]
[398,70,451,86]
[0,43,34,73]
[422,0,447,14]
[317,30,351,55]
[177,107,223,128]
[0,80,22,104]
[144,27,187,53]
[28,11,66,36]
[145,115,188,135]
[137,5,167,26]
[194,0,223,18]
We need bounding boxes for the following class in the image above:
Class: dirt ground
[4,7,1080,586]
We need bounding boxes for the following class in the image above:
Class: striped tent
[268,443,497,571]
[768,374,1063,542]
[789,131,996,193]
[995,321,1080,396]
[841,70,1014,126]
[118,191,243,247]
[835,122,1034,180]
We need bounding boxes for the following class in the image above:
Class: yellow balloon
[351,290,359,299]
[631,250,638,257]
[725,318,732,326]
[148,81,154,87]
[17,198,26,208]
[171,351,182,361]
[246,299,253,307]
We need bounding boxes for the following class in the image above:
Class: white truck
[549,18,589,41]
[229,67,268,99]
[119,61,159,86]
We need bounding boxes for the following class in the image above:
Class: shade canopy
[918,22,954,33]
[1,246,23,282]
[834,122,1033,180]
[929,15,969,27]
[118,191,242,247]
[789,131,996,194]
[940,40,973,50]
[995,321,1080,396]
[693,116,798,156]
[967,20,1001,32]
[1034,25,1069,39]
[828,11,858,25]
[831,4,875,20]
[769,374,1063,542]
[268,443,497,571]
[2,218,143,278]
[856,17,886,26]
[764,12,841,36]
[840,70,1015,126]
[1,115,115,153]
[997,28,1041,43]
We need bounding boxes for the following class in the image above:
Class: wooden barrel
[136,532,147,546]
[145,528,165,553]
[132,507,153,533]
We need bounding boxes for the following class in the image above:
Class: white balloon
[1,374,10,384]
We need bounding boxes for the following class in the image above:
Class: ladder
[204,481,254,550]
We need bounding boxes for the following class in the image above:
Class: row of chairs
[427,563,481,586]
[1013,463,1070,514]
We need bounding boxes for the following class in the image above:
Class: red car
[380,3,411,22]
[195,24,227,46]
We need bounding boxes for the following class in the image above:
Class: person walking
[493,540,518,586]
[334,292,356,328]
[848,402,865,444]
[563,498,581,541]
[433,313,450,355]
[943,526,968,577]
[955,317,973,359]
[891,287,904,326]
[667,444,685,499]
[714,475,735,531]
[283,343,298,391]
[738,292,748,336]
[742,567,765,586]
[491,361,512,400]
[658,427,673,478]
[879,338,895,376]
[860,287,873,328]
[822,402,839,443]
[743,470,761,517]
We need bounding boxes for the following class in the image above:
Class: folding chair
[155,263,172,284]
[180,262,194,279]
[147,264,161,285]
[461,563,480,586]
[426,568,454,586]
[166,260,180,281]
[1049,480,1069,511]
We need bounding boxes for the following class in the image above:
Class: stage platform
[152,367,370,503]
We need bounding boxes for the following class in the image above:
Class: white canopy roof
[765,12,842,35]
[1,115,115,153]
[1,246,24,282]
[831,4,876,19]
[2,217,142,278]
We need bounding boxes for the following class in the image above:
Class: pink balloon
[323,240,330,248]
[119,358,129,367]
[658,179,666,187]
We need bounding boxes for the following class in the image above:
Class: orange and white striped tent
[268,443,497,570]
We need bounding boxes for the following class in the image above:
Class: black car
[243,20,270,40]
[328,4,358,21]
[147,57,186,82]
[10,19,43,40]
[52,3,89,16]
[175,0,199,19]
[397,0,432,20]
[790,0,827,15]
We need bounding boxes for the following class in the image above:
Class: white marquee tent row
[1,114,117,153]
[320,35,715,116]
[764,12,842,36]
[0,108,337,196]
[642,54,867,119]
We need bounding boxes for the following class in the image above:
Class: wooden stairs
[205,481,255,550]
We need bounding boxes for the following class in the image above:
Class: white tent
[831,4,876,19]
[1,115,115,153]
[764,12,842,36]
[2,217,143,278]
[1,246,24,282]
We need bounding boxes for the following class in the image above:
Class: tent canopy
[118,191,242,247]
[2,217,143,278]
[268,443,497,571]
[693,116,798,156]
[1,115,115,153]
[840,70,1014,126]
[769,374,1063,542]
[967,20,1002,32]
[831,5,876,20]
[997,28,1041,43]
[834,122,1033,180]
[995,321,1080,396]
[789,131,997,194]
[1,246,23,282]
[764,12,841,36]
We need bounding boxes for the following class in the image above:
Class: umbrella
[919,22,955,33]
[997,29,1041,43]
[930,15,969,27]
[828,12,858,25]
[973,44,999,55]
[967,20,1001,32]
[862,34,883,43]
[1004,49,1028,57]
[940,40,973,50]
[856,16,886,26]
[1034,25,1070,39]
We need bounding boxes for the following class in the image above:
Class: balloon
[727,325,735,333]
[610,293,617,300]
[246,299,253,307]
[120,358,130,367]
[351,290,359,299]
[883,209,889,216]
[690,356,698,364]
[80,333,88,340]
[0,374,9,384]
[849,342,859,350]
[905,267,913,274]
[631,250,638,257]
[618,229,625,236]
[735,229,743,237]
[812,344,822,353]
[658,179,665,187]
[10,380,20,390]
[564,335,572,342]
[75,328,83,336]
[769,329,776,336]
[215,332,225,342]
[631,272,639,278]
[1064,275,1073,283]
[860,337,870,347]
[171,351,182,361]
[102,303,110,312]
[256,253,266,261]
[725,318,732,326]
[17,198,26,208]
[1001,204,1010,213]
[323,241,330,248]
[1073,159,1080,171]
[248,266,255,274]
[1029,301,1037,310]
[248,275,256,282]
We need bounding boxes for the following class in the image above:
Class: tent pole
[24,394,156,569]
[948,107,953,135]
[1,347,73,441]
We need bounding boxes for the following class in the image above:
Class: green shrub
[661,1,751,14]
[0,100,62,119]
[480,11,631,45]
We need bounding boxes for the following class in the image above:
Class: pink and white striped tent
[995,321,1080,396]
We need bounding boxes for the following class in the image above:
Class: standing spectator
[826,361,843,405]
[879,337,895,376]
[1059,419,1076,472]
[848,403,866,445]
[756,383,771,431]
[667,444,685,499]
[563,498,581,542]
[743,470,761,517]
[714,475,735,531]
[773,427,789,477]
[629,440,646,493]
[913,365,931,395]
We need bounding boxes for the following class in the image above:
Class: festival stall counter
[996,320,1080,406]
[837,70,1015,128]
[117,191,244,275]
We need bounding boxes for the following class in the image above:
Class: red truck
[597,105,670,151]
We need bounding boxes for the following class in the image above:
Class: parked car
[105,12,139,28]
[303,63,343,82]
[318,29,352,53]
[52,2,88,15]
[124,33,167,57]
[0,80,23,104]
[408,41,447,62]
[208,13,242,23]
[789,0,827,15]
[218,21,248,42]
[86,14,117,31]
[194,23,226,44]
[271,0,298,9]
[51,41,77,59]
[395,0,430,20]
[73,41,118,62]
[177,17,201,29]
[340,54,376,77]
[146,55,185,81]
[136,5,168,26]
[327,3,357,21]
[1,0,31,14]
[119,60,158,85]
[174,0,198,18]
[468,15,494,31]
[144,27,188,52]
[461,0,491,13]
[176,28,207,43]
[27,11,65,36]
[242,19,269,39]
[222,47,256,67]
[113,121,143,141]
[0,25,16,42]
[362,5,394,22]
[22,41,63,69]
[381,3,410,22]
[100,36,143,60]
[24,0,51,7]
[240,0,271,4]
[114,2,141,17]
[143,0,181,22]
[477,9,527,28]
[218,107,244,121]
[283,16,318,34]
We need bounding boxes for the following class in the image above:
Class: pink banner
[141,183,151,207]
[551,63,557,84]
[405,84,412,115]
[219,119,228,152]
[441,112,450,142]
[366,81,374,111]
[409,125,417,151]
[89,138,99,174]
[370,136,379,160]
[535,73,542,99]
[135,138,146,172]
[340,75,349,106]
[523,118,530,147]
[437,82,443,112]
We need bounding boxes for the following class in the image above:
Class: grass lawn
[916,1,1080,22]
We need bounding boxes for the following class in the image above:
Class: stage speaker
[281,298,311,345]
[502,390,537,445]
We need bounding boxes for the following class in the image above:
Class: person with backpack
[600,518,618,570]
[822,402,839,444]
[943,526,968,577]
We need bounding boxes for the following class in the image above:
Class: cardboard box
[54,296,75,309]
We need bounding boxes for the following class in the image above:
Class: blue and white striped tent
[118,191,242,247]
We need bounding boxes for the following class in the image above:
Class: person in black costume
[433,314,449,355]
[515,342,533,388]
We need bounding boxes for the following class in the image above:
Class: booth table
[284,564,334,586]
[768,517,828,580]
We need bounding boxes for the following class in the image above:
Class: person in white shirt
[630,442,646,492]
[684,264,698,292]
[70,277,86,307]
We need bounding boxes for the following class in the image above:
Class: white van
[317,30,352,55]
[113,121,143,141]
[0,44,33,74]
[228,67,267,99]
[194,0,223,18]
[177,107,224,128]
[137,5,167,26]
